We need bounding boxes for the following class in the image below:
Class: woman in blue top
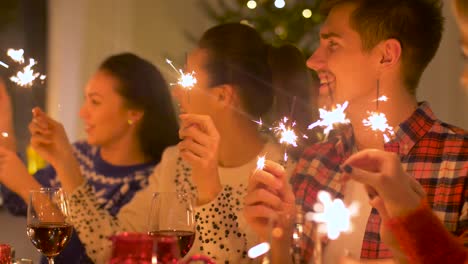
[0,53,179,263]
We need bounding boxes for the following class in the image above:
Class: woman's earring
[128,119,134,125]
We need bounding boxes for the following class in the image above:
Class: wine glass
[26,188,73,264]
[148,192,195,263]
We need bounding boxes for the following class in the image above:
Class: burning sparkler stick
[10,59,40,87]
[256,155,266,171]
[0,49,46,88]
[274,117,299,162]
[305,191,358,240]
[165,58,197,89]
[7,49,25,64]
[0,61,9,69]
[362,80,394,143]
[362,112,394,143]
[308,102,350,138]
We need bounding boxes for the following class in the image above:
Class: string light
[302,9,312,18]
[274,0,285,9]
[247,0,257,9]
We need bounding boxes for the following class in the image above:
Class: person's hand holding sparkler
[29,108,74,168]
[244,160,296,263]
[341,149,426,263]
[29,107,83,194]
[178,114,222,205]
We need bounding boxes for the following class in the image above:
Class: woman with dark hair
[23,23,318,263]
[0,53,179,263]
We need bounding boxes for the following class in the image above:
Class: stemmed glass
[26,188,73,264]
[148,192,196,263]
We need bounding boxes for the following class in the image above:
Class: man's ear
[378,38,402,69]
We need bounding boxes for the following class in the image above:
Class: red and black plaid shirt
[291,102,468,260]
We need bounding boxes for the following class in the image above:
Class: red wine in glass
[27,188,72,264]
[148,192,196,262]
[26,223,73,257]
[149,230,195,257]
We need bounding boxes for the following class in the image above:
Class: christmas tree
[198,0,324,56]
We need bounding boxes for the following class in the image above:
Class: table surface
[0,206,41,262]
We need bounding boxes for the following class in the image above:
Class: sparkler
[274,117,298,162]
[7,49,24,64]
[256,155,266,170]
[308,102,350,137]
[0,61,9,69]
[165,58,197,89]
[1,132,8,138]
[253,116,300,162]
[305,191,358,240]
[0,49,46,87]
[362,81,394,143]
[362,112,394,143]
[10,59,40,87]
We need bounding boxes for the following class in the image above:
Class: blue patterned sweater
[1,141,157,264]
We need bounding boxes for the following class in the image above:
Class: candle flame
[7,48,24,64]
[305,191,358,240]
[248,242,270,259]
[166,58,197,90]
[9,59,40,87]
[308,102,350,136]
[362,111,394,143]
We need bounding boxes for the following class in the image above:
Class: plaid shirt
[291,102,468,260]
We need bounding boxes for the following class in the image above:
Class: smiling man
[244,0,468,263]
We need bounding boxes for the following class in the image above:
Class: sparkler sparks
[7,49,25,64]
[374,95,388,102]
[0,61,9,69]
[276,119,298,147]
[1,49,46,87]
[9,59,40,87]
[1,132,8,138]
[308,102,350,136]
[362,112,394,143]
[256,155,266,170]
[305,191,358,240]
[165,59,197,89]
[274,117,299,161]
